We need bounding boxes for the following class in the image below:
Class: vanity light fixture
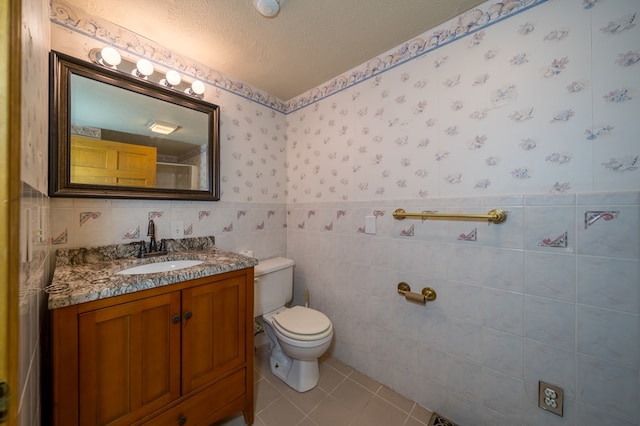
[96,46,121,69]
[185,80,206,96]
[160,69,182,88]
[88,47,204,98]
[254,0,283,17]
[148,120,179,135]
[131,58,154,79]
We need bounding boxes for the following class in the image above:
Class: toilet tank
[254,257,295,317]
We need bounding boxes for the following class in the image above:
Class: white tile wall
[19,0,50,425]
[288,192,639,425]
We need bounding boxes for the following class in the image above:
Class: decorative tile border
[148,211,163,221]
[51,229,68,245]
[584,211,620,229]
[79,211,101,226]
[458,228,478,241]
[50,0,548,113]
[539,231,568,248]
[400,224,415,237]
[122,226,140,239]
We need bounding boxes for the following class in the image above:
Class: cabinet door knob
[184,311,193,320]
[171,314,181,324]
[178,415,187,425]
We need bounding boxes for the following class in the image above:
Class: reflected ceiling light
[160,70,182,88]
[254,0,283,17]
[148,121,179,135]
[131,58,154,79]
[97,46,121,68]
[185,80,206,96]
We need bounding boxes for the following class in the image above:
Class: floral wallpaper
[50,0,639,204]
[286,0,639,202]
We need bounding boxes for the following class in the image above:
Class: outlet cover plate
[171,221,184,238]
[538,381,563,416]
[365,215,376,234]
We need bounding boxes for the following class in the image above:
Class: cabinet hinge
[0,381,9,423]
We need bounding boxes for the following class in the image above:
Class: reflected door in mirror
[71,136,157,187]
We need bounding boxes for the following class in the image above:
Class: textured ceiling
[63,0,486,101]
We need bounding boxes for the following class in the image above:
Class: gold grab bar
[393,208,508,224]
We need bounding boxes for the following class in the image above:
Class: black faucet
[134,220,167,258]
[147,219,157,252]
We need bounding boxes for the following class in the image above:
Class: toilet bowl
[254,257,334,392]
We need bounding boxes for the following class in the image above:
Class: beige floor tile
[404,416,429,426]
[307,396,359,426]
[258,396,306,426]
[351,395,410,426]
[316,362,347,393]
[348,369,382,393]
[245,353,431,426]
[283,385,327,414]
[377,385,415,413]
[410,403,433,424]
[330,378,375,413]
[255,378,282,413]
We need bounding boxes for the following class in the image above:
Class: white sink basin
[116,260,204,275]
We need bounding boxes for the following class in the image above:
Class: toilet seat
[272,306,332,341]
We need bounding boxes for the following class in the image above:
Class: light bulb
[185,80,205,96]
[99,47,121,68]
[132,58,154,78]
[165,70,182,86]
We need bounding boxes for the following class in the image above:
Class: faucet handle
[159,239,166,252]
[137,240,147,258]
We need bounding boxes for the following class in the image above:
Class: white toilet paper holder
[397,282,437,304]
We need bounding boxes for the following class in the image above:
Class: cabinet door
[78,292,181,426]
[181,275,247,393]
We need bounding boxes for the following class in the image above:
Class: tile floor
[214,345,434,426]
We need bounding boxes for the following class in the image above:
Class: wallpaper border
[50,0,549,114]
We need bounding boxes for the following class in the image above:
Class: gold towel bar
[393,208,508,224]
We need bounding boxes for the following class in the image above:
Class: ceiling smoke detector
[254,0,282,18]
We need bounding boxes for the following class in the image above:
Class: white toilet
[254,257,333,392]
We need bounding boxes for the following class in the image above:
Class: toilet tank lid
[254,257,295,277]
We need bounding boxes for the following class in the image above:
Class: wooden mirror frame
[49,51,220,201]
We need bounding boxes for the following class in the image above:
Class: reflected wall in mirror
[49,51,220,200]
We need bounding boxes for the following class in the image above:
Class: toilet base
[269,350,320,393]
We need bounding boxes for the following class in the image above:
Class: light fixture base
[254,0,282,17]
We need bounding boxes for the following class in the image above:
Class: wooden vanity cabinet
[51,268,254,426]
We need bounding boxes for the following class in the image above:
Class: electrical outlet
[538,381,563,416]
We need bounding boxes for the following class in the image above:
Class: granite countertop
[46,236,258,309]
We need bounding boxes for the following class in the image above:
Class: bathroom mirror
[49,51,220,200]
